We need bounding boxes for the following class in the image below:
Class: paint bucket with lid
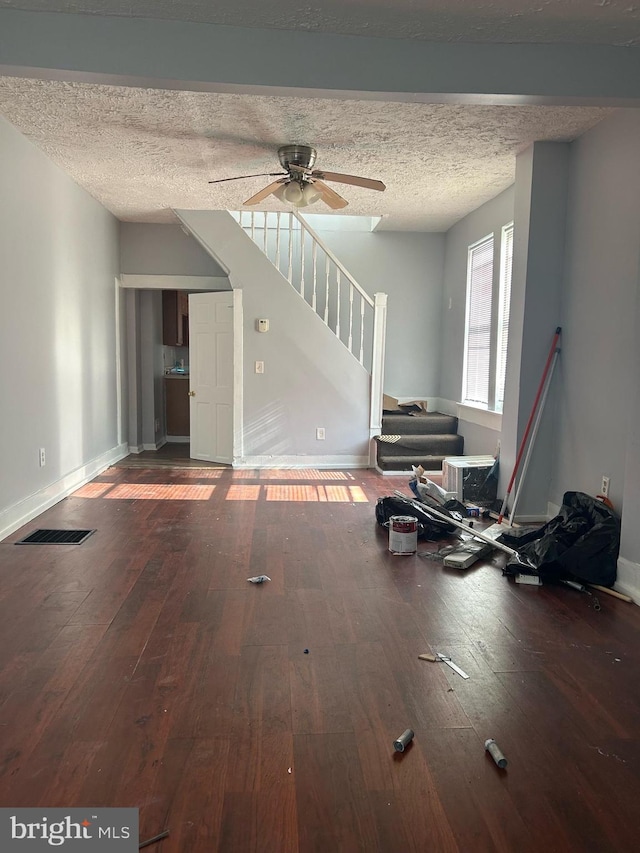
[388,515,418,555]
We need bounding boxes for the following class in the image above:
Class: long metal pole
[508,349,560,524]
[498,326,562,523]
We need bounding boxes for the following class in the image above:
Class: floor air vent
[16,529,96,545]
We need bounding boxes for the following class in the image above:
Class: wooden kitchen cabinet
[162,290,189,346]
[165,378,190,436]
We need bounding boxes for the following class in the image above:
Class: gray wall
[555,110,640,511]
[120,223,227,276]
[318,231,446,398]
[0,114,120,533]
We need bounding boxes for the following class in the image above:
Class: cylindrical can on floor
[389,515,418,555]
[485,738,508,768]
[393,728,415,752]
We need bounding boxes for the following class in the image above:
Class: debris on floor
[139,830,170,849]
[436,653,470,679]
[442,539,493,569]
[393,728,415,752]
[485,739,508,769]
[515,572,543,586]
[247,575,271,584]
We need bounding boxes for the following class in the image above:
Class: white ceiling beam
[1,9,640,106]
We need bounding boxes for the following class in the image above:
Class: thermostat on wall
[256,319,269,332]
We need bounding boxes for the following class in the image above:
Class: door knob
[188,390,196,397]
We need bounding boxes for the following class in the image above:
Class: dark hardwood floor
[1,466,639,852]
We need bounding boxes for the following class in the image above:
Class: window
[462,223,513,411]
[463,235,494,407]
[495,223,514,412]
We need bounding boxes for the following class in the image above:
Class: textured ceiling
[0,79,612,231]
[0,78,612,231]
[3,0,640,45]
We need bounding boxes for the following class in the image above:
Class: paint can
[389,515,418,555]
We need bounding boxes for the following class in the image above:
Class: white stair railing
[234,210,387,434]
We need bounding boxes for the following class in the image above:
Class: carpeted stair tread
[375,433,464,457]
[381,412,458,436]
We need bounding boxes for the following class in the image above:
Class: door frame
[231,287,244,464]
[119,282,242,461]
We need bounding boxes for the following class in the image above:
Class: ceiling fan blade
[311,171,386,192]
[208,171,286,184]
[243,179,288,206]
[312,180,349,210]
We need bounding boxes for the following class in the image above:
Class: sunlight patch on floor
[318,485,368,502]
[265,485,368,502]
[259,469,351,480]
[168,469,224,478]
[105,484,215,501]
[226,485,261,501]
[73,482,114,498]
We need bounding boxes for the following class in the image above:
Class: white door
[189,292,234,463]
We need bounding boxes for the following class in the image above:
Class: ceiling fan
[208,144,386,209]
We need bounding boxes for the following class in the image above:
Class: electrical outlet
[601,476,610,498]
[39,447,46,467]
[316,427,325,440]
[154,418,160,433]
[255,361,264,374]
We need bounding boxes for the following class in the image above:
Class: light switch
[255,361,264,374]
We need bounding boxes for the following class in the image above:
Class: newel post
[370,292,387,438]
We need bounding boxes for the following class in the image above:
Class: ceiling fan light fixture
[276,179,321,208]
[301,182,321,205]
[282,181,304,204]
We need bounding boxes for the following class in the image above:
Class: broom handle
[587,584,633,603]
[508,349,560,524]
[498,327,562,523]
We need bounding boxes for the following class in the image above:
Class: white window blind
[495,224,514,411]
[463,236,494,406]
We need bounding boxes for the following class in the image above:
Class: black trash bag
[375,495,456,540]
[499,491,620,586]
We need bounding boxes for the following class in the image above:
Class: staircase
[234,210,387,438]
[375,411,464,472]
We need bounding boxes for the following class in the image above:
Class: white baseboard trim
[166,435,189,444]
[234,455,369,469]
[547,501,561,519]
[431,397,457,417]
[142,438,168,451]
[0,443,129,542]
[128,444,143,454]
[615,557,640,604]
